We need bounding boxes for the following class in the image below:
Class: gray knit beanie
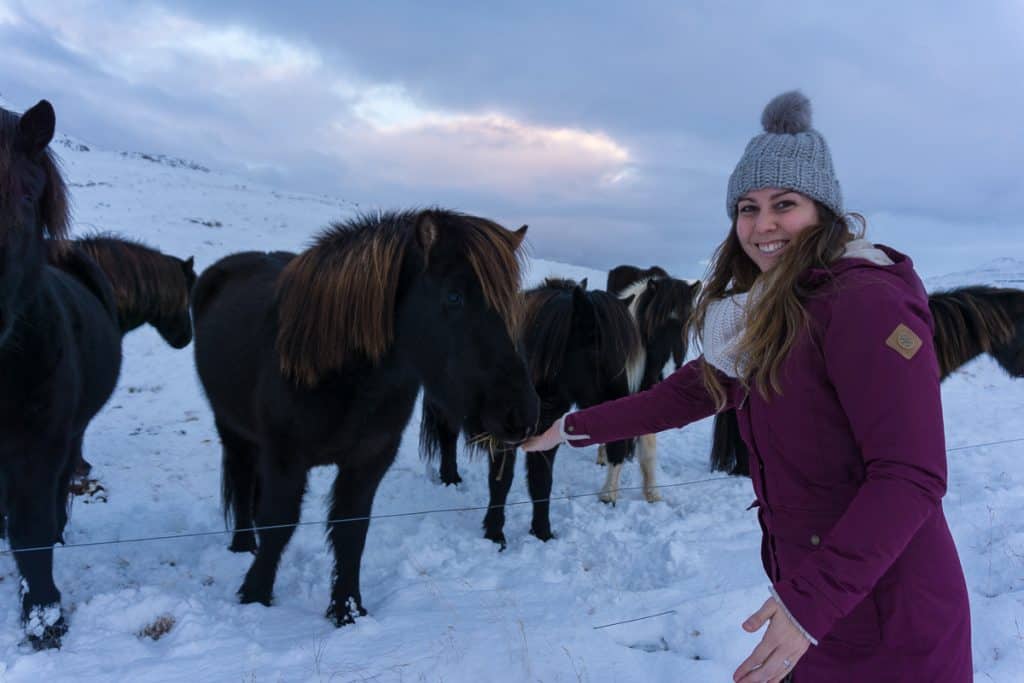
[726,90,843,220]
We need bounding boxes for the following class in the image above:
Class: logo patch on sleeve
[885,323,923,360]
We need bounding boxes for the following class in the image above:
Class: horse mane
[929,286,1020,379]
[623,277,699,346]
[607,264,668,297]
[521,279,576,385]
[521,278,642,389]
[62,233,191,331]
[0,105,70,242]
[588,289,644,391]
[276,209,524,386]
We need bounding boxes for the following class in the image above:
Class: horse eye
[446,291,464,307]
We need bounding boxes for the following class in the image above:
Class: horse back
[192,252,295,436]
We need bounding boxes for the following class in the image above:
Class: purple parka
[564,247,972,682]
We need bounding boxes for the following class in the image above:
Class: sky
[2,0,1023,279]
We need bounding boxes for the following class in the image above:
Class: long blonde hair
[691,203,865,407]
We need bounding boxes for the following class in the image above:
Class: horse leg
[598,461,623,504]
[638,433,661,502]
[72,431,92,480]
[325,438,400,626]
[7,458,68,649]
[237,448,306,606]
[482,446,516,549]
[437,422,461,487]
[595,444,607,465]
[216,417,260,553]
[55,436,79,541]
[526,446,558,541]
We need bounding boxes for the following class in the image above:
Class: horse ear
[570,286,597,345]
[416,212,440,259]
[18,100,56,158]
[183,256,195,270]
[647,278,659,291]
[511,225,528,249]
[579,277,588,290]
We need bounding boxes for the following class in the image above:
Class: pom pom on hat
[726,90,843,218]
[760,90,812,135]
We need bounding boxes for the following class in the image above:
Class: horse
[421,277,643,547]
[597,265,700,503]
[709,285,1024,476]
[192,209,539,626]
[0,100,122,649]
[47,234,197,477]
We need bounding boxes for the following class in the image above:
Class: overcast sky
[3,1,1023,278]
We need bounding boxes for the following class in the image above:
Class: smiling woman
[523,90,973,683]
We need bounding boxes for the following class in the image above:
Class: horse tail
[419,399,450,462]
[928,286,1020,379]
[709,410,749,476]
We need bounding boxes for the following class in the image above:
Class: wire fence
[0,475,735,556]
[2,433,1021,558]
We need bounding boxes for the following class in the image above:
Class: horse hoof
[24,606,67,650]
[484,531,507,550]
[598,491,618,505]
[440,473,462,486]
[529,527,555,542]
[326,599,367,627]
[644,490,663,503]
[238,585,272,606]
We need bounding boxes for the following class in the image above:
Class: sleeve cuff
[559,412,591,450]
[768,585,819,647]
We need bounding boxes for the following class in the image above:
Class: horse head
[0,100,65,346]
[154,255,197,349]
[392,211,539,445]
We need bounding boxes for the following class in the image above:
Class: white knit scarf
[701,239,894,378]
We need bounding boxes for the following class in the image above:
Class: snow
[1,136,1022,682]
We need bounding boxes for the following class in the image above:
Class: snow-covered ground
[1,135,1022,682]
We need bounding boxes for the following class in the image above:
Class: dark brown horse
[192,209,538,625]
[0,101,122,649]
[710,285,1024,476]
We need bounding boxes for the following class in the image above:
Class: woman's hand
[733,597,810,683]
[521,418,564,452]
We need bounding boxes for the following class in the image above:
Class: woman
[523,91,972,682]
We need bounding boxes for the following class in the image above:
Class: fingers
[733,637,775,682]
[521,422,562,452]
[735,648,800,683]
[742,598,776,633]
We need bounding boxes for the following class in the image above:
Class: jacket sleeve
[772,275,947,642]
[562,357,733,447]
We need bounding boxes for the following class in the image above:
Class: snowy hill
[1,133,1022,682]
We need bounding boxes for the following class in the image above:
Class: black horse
[598,265,700,502]
[48,234,197,477]
[422,277,642,547]
[0,101,122,649]
[192,209,538,626]
[710,285,1024,476]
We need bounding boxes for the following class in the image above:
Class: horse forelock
[0,105,70,242]
[457,214,526,340]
